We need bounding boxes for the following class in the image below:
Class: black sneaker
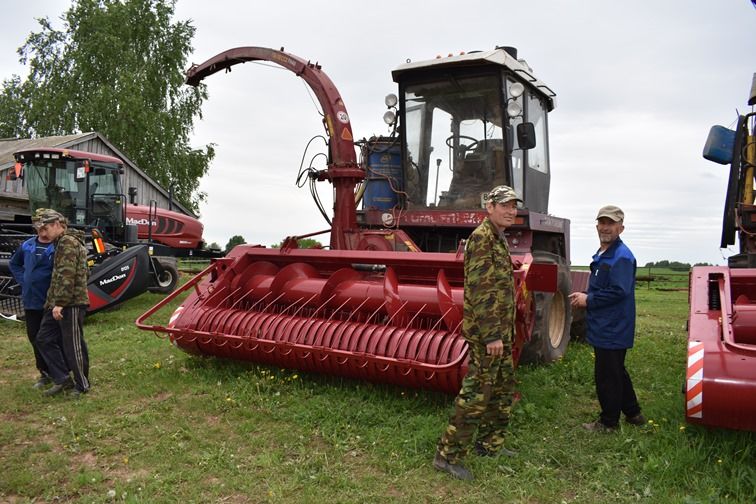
[626,413,647,426]
[32,375,52,389]
[70,388,88,398]
[582,420,618,432]
[474,441,517,458]
[433,452,473,481]
[43,378,74,396]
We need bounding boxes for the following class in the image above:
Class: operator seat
[447,140,503,208]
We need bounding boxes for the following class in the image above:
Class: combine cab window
[507,78,525,198]
[526,93,549,175]
[403,74,508,210]
[23,157,122,232]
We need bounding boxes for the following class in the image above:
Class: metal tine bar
[406,303,427,329]
[311,292,337,319]
[214,286,244,309]
[325,297,354,323]
[229,285,258,310]
[290,292,319,318]
[363,300,388,327]
[261,290,288,312]
[432,307,454,332]
[385,299,411,326]
[203,282,234,305]
[344,296,371,323]
[277,295,308,317]
[249,290,275,312]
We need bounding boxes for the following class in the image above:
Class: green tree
[225,235,246,253]
[0,0,214,212]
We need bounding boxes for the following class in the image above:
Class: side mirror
[128,186,138,205]
[517,122,537,150]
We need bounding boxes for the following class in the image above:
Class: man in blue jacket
[569,205,645,431]
[9,208,62,388]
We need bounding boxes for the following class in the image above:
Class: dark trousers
[594,347,641,427]
[36,307,90,392]
[24,309,50,377]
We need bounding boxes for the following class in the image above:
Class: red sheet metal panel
[686,266,756,432]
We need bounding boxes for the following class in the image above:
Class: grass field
[1,272,754,503]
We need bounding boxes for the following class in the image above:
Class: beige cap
[32,208,67,229]
[483,185,522,205]
[596,205,624,222]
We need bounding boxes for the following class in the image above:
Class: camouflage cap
[32,208,66,229]
[596,205,624,222]
[483,185,522,205]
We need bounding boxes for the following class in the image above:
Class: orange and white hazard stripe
[686,341,704,418]
[168,306,184,329]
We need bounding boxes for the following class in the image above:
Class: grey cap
[596,205,624,222]
[483,185,522,205]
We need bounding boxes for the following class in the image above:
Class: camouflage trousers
[437,342,515,463]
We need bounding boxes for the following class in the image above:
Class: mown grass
[1,280,754,503]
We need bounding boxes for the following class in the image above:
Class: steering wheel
[445,135,479,152]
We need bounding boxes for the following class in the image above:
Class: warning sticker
[341,127,353,141]
[336,111,350,124]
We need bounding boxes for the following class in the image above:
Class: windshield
[403,74,508,210]
[25,158,122,227]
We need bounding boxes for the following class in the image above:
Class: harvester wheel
[520,252,572,364]
[149,262,179,294]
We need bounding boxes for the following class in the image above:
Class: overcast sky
[2,0,754,265]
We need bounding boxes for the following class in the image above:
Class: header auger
[138,46,587,393]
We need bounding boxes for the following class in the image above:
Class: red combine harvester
[137,46,589,393]
[0,148,219,316]
[686,74,756,431]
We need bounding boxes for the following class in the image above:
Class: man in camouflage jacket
[34,210,91,396]
[434,185,521,481]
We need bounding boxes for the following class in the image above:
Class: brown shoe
[626,413,647,426]
[433,452,473,481]
[582,420,617,432]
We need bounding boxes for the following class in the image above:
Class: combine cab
[686,74,756,431]
[137,46,588,393]
[0,148,218,317]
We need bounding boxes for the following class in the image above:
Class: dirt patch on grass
[152,391,174,401]
[73,450,98,468]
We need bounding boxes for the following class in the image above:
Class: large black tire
[520,252,572,364]
[148,261,179,294]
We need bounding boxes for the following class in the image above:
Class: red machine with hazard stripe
[686,75,756,431]
[137,46,587,393]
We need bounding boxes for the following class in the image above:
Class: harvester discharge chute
[138,46,579,393]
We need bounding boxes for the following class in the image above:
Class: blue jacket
[586,238,636,349]
[9,237,55,310]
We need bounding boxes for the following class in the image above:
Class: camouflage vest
[45,228,90,308]
[462,217,515,346]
